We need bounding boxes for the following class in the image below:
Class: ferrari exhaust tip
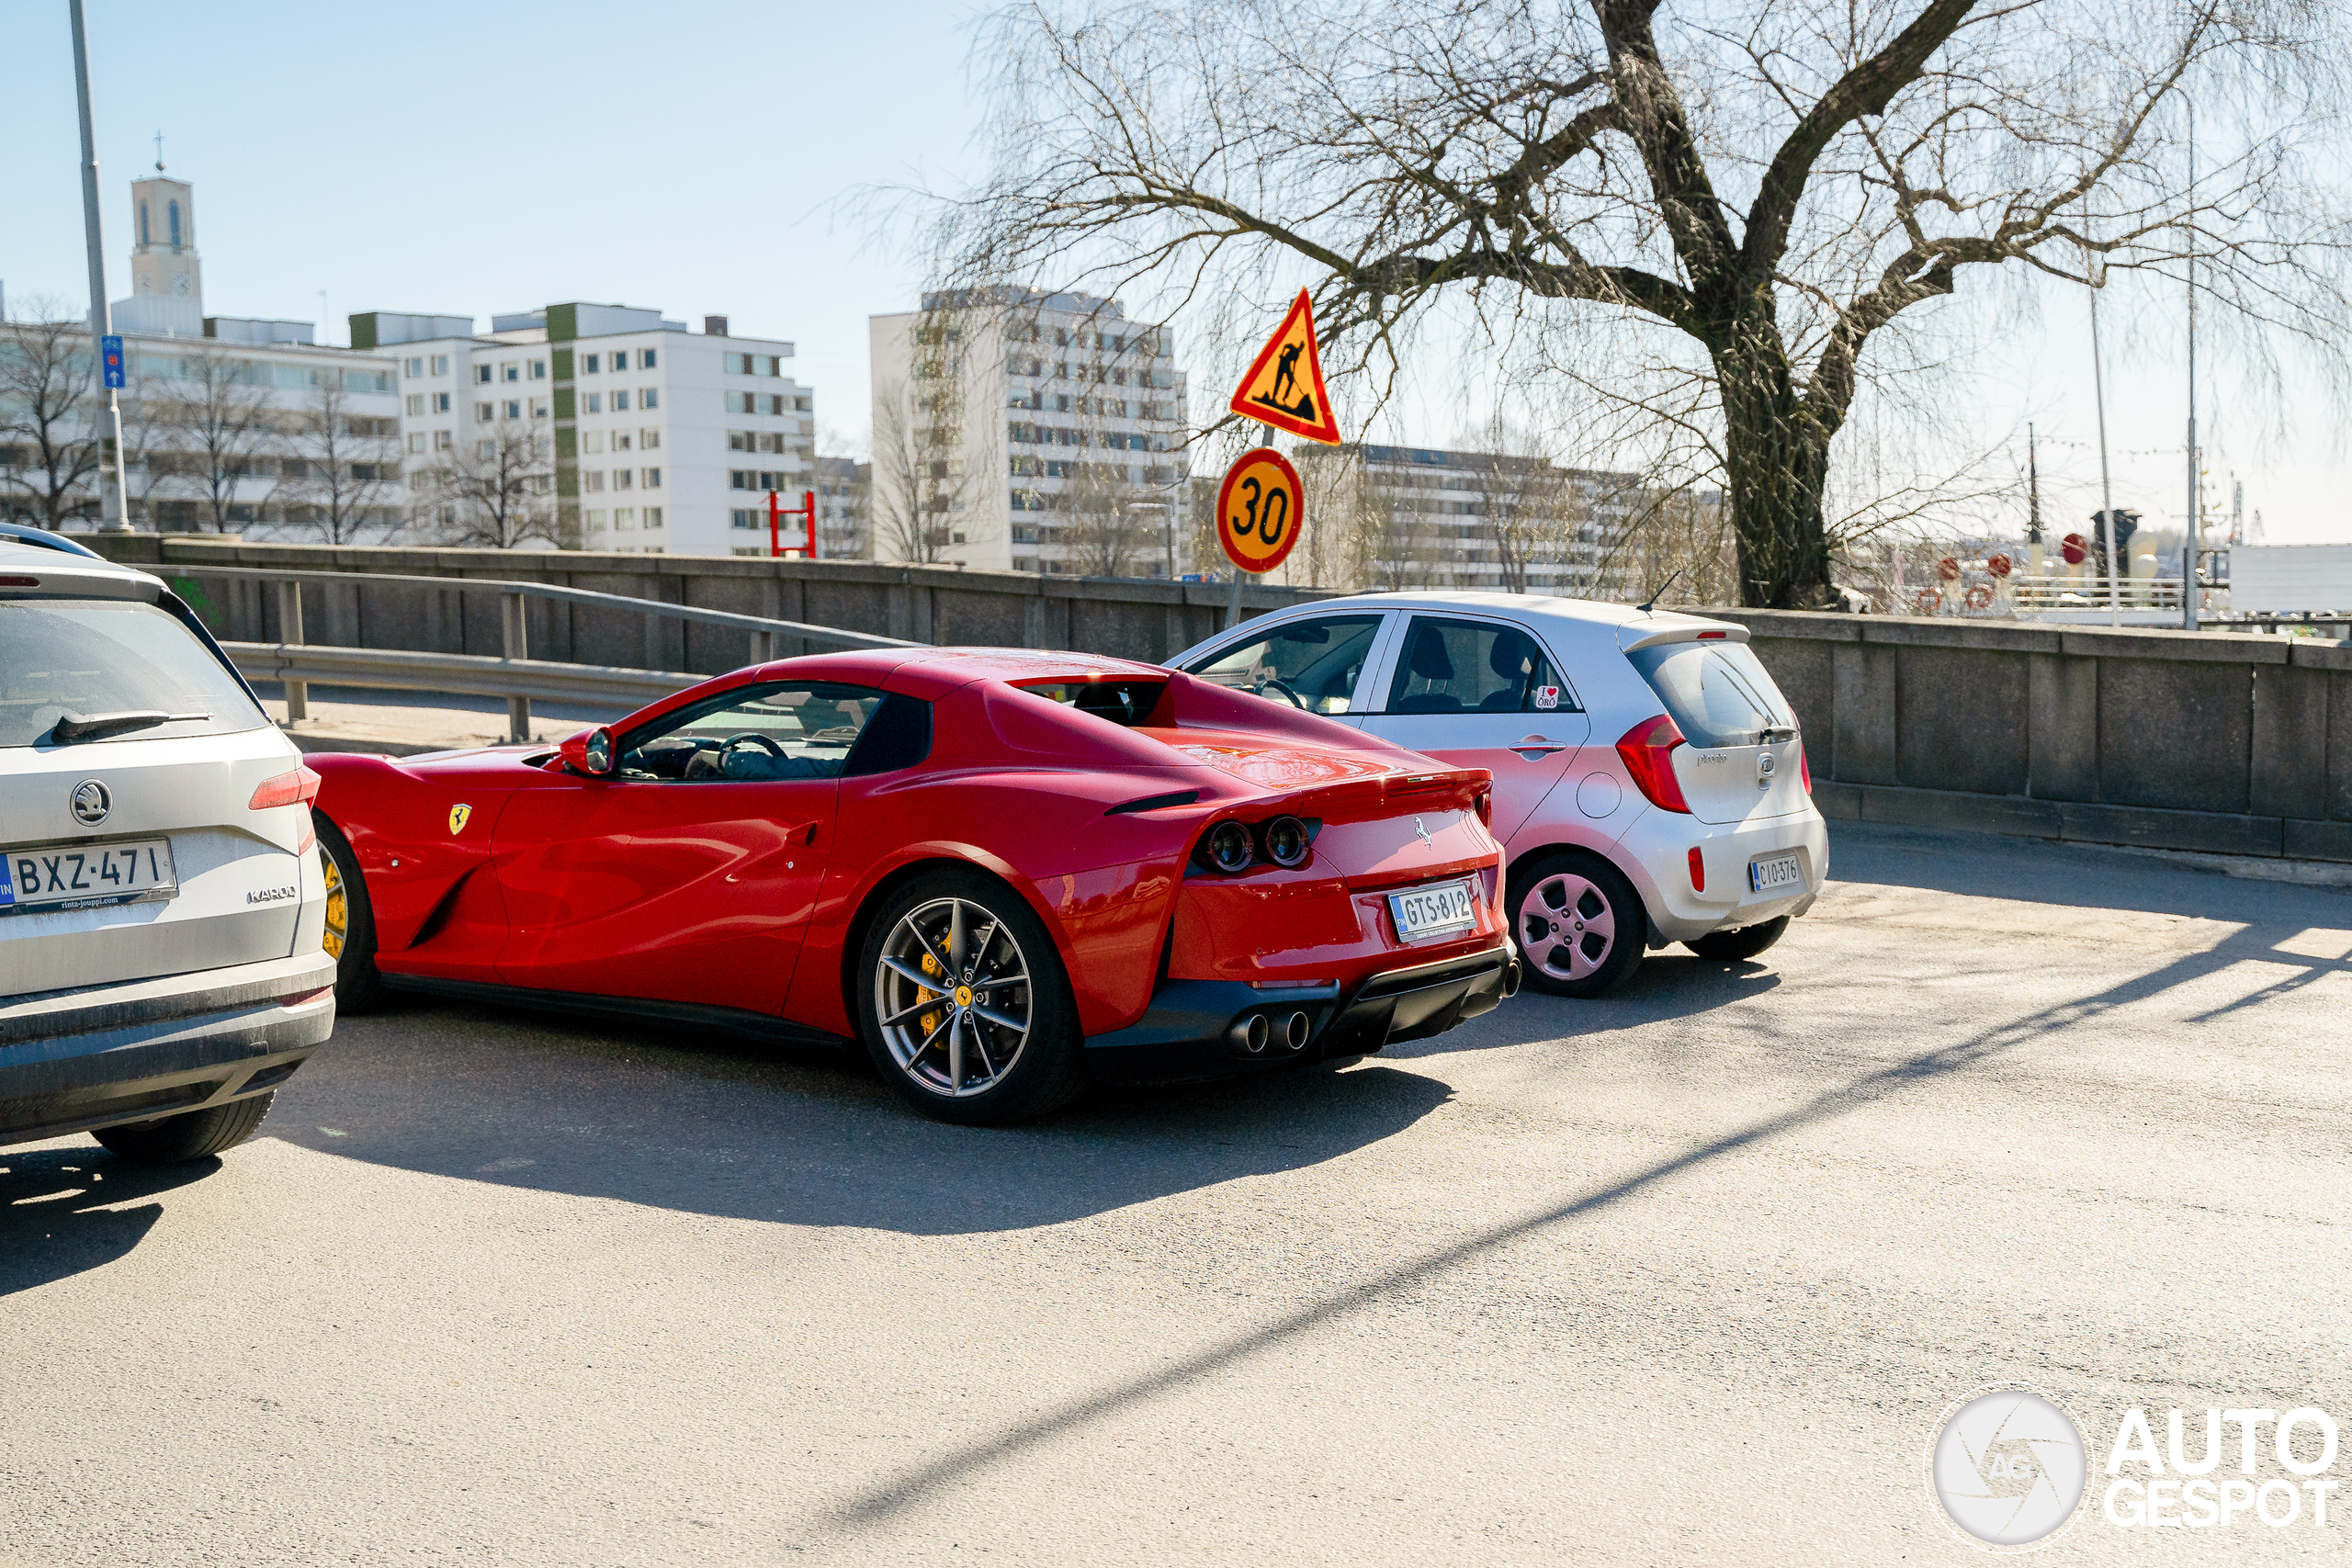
[1283,1010,1310,1050]
[1230,1014,1272,1054]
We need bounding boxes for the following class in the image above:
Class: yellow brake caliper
[321,847,347,959]
[916,949,943,1038]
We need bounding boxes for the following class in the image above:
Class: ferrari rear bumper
[1083,940,1516,1086]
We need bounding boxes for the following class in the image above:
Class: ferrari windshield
[616,681,881,781]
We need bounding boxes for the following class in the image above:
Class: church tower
[129,175,202,307]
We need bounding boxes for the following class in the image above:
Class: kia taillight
[249,765,322,811]
[1615,715,1691,813]
[1688,847,1705,892]
[1799,744,1813,795]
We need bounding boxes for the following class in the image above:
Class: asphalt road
[6,823,2350,1566]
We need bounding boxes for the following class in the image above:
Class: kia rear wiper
[49,709,211,744]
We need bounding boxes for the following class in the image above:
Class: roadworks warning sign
[1227,289,1341,445]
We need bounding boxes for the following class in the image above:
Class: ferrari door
[491,681,881,1013]
[1358,614,1591,841]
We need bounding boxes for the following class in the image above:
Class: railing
[1893,573,2202,620]
[171,566,923,741]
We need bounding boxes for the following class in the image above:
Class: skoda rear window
[1625,640,1793,748]
[0,600,266,748]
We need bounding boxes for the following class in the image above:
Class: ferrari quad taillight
[1195,819,1255,874]
[1615,715,1691,814]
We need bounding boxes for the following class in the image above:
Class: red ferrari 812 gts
[310,648,1519,1122]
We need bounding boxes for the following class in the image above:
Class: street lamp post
[69,0,132,533]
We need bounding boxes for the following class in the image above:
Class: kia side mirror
[560,727,616,776]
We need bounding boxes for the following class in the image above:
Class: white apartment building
[2,172,407,537]
[868,288,1189,574]
[1348,444,1655,595]
[351,303,812,554]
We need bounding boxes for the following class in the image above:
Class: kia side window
[1187,615,1382,715]
[1383,617,1577,715]
[616,682,882,782]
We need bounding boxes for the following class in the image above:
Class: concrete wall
[88,536,1329,673]
[1701,609,2352,864]
[81,536,2352,863]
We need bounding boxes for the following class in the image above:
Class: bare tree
[1455,418,1579,594]
[871,373,975,563]
[0,304,101,530]
[155,347,281,532]
[942,0,2352,607]
[427,419,555,548]
[278,374,404,544]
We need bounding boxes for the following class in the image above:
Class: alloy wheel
[873,897,1034,1098]
[1519,872,1615,982]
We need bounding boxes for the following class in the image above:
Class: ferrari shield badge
[448,803,473,836]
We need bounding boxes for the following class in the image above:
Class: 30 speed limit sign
[1216,446,1304,576]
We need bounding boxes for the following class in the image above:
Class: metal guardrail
[222,642,702,708]
[166,564,924,740]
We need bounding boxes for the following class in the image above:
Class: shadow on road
[1827,819,2352,924]
[1388,952,1780,1058]
[266,998,1454,1235]
[0,1148,219,1299]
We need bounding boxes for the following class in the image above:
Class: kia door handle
[1510,736,1571,753]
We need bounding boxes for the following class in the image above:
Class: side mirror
[560,726,616,776]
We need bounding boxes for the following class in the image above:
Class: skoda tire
[94,1091,277,1165]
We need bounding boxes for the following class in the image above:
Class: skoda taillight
[1615,715,1691,814]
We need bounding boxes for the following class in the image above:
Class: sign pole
[1224,423,1276,629]
[767,489,781,558]
[69,0,131,532]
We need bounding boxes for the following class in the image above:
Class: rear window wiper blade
[49,709,212,743]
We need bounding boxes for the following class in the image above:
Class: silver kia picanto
[0,527,334,1161]
[1170,591,1829,997]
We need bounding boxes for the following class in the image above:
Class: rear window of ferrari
[1018,680,1167,728]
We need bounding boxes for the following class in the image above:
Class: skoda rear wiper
[49,709,211,744]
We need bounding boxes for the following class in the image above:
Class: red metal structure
[307,649,1517,1122]
[768,489,816,558]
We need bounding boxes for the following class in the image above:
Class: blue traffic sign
[100,334,125,389]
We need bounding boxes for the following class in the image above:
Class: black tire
[94,1091,277,1165]
[315,814,390,1014]
[1686,916,1791,963]
[854,869,1089,1125]
[1507,850,1648,998]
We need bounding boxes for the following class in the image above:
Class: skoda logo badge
[71,779,112,826]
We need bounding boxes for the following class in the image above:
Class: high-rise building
[351,304,812,554]
[1336,444,1661,596]
[868,289,1189,574]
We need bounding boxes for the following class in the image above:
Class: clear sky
[5,0,2343,545]
[0,0,990,455]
